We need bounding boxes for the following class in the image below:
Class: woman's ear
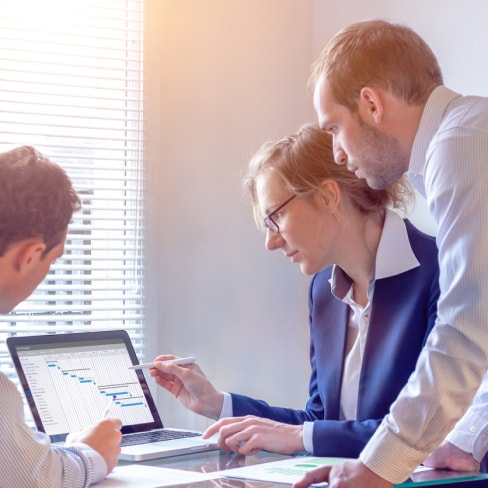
[317,179,341,213]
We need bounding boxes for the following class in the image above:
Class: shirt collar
[409,86,461,182]
[330,209,420,298]
[375,208,420,279]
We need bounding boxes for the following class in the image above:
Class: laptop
[7,329,219,461]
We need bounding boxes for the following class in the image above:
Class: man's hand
[203,415,304,455]
[148,355,224,419]
[293,459,393,488]
[423,441,480,472]
[66,418,123,473]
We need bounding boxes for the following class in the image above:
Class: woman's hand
[203,415,304,455]
[148,355,224,419]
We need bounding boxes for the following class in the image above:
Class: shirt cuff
[445,412,488,462]
[219,392,233,419]
[359,423,429,484]
[69,443,107,484]
[302,421,314,454]
[444,378,488,462]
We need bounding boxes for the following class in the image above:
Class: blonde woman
[150,124,439,459]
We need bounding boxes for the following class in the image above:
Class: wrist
[292,425,305,453]
[201,391,225,419]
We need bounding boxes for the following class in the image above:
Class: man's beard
[355,115,409,190]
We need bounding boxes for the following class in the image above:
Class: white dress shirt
[361,86,488,483]
[0,371,107,487]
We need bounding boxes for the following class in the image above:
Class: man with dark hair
[0,146,122,487]
[295,19,488,488]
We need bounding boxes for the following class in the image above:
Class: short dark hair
[0,146,81,256]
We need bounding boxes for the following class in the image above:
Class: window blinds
[0,0,145,382]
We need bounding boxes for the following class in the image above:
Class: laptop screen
[7,330,164,442]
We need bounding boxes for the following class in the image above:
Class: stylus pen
[128,356,196,370]
[103,395,116,417]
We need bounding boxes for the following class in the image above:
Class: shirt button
[470,426,477,433]
[363,315,369,324]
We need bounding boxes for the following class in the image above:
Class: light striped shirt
[361,86,488,483]
[0,371,107,487]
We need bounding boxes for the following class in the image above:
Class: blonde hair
[310,20,443,112]
[243,123,412,230]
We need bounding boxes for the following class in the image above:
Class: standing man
[295,20,488,488]
[0,146,122,487]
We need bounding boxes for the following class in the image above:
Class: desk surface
[118,449,488,487]
[119,449,282,472]
[117,450,291,488]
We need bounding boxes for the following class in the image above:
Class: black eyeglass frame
[264,194,297,234]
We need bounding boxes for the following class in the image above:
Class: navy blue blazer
[231,220,440,457]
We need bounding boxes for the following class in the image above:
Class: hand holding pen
[148,355,225,420]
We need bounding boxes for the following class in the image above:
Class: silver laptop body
[7,330,218,461]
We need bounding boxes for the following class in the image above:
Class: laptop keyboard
[120,429,201,447]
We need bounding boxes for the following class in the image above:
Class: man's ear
[359,86,384,124]
[12,239,46,272]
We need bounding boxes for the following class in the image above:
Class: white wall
[144,0,488,430]
[144,0,315,430]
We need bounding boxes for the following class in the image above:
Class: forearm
[0,422,106,488]
[0,373,106,487]
[230,392,315,424]
[360,335,485,483]
[310,418,381,458]
[444,376,488,462]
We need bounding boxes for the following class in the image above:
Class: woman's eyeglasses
[264,195,296,234]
